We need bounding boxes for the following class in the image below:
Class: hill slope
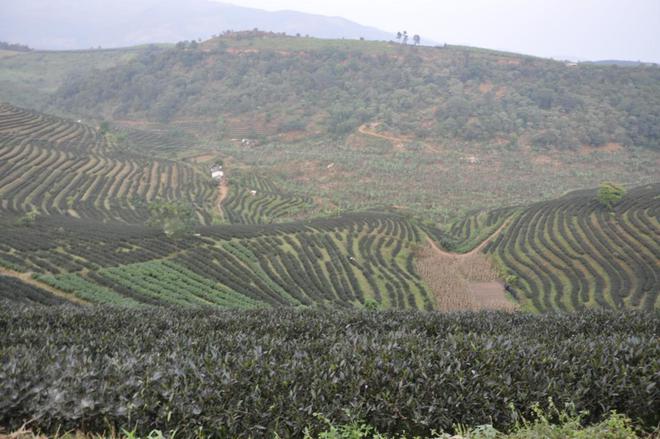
[2,35,658,221]
[46,34,659,220]
[55,33,660,150]
[0,103,216,223]
[485,183,659,312]
[0,211,433,310]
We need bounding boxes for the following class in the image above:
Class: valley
[0,28,658,438]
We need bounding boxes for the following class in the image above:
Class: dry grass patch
[416,246,517,312]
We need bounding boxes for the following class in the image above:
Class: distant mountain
[587,60,658,67]
[0,0,395,50]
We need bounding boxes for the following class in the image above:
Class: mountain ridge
[0,0,395,50]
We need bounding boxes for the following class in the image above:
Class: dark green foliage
[147,200,196,238]
[0,276,68,305]
[0,307,657,437]
[597,182,626,210]
[0,41,31,51]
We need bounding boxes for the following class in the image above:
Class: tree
[363,298,380,310]
[402,31,409,45]
[15,207,39,227]
[597,182,625,210]
[396,32,402,42]
[413,35,421,46]
[147,200,196,238]
[98,121,110,134]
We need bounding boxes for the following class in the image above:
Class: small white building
[211,170,224,181]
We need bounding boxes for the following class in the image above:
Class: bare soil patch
[357,123,441,153]
[469,281,516,311]
[185,152,216,163]
[479,82,493,93]
[216,178,229,215]
[416,221,517,311]
[579,142,623,155]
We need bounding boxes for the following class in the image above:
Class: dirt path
[0,268,87,304]
[358,124,440,153]
[358,124,410,143]
[216,178,229,215]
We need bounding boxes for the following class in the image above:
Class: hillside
[0,98,656,315]
[485,183,659,312]
[0,103,216,223]
[0,210,434,310]
[0,39,658,313]
[54,33,660,150]
[41,33,659,220]
[0,46,143,110]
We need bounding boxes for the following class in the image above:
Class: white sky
[215,0,660,62]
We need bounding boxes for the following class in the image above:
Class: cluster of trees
[395,31,421,45]
[54,36,660,150]
[147,200,196,238]
[597,182,625,209]
[0,41,31,51]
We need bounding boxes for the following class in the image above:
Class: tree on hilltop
[413,35,421,45]
[597,182,625,210]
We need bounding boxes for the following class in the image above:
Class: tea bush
[0,306,657,437]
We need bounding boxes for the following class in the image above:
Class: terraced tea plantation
[221,170,315,224]
[0,103,658,313]
[443,206,518,252]
[0,103,216,223]
[486,183,660,312]
[0,212,433,310]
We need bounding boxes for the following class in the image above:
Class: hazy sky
[216,0,660,62]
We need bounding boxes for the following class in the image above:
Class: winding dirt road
[218,179,229,206]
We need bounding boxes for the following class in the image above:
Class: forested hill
[54,32,660,150]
